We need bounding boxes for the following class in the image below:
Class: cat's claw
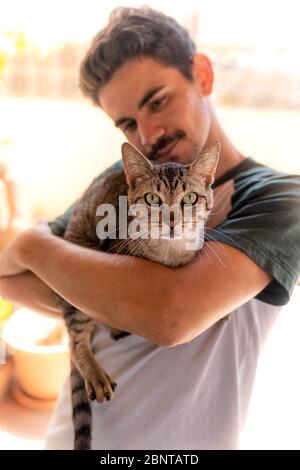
[110,330,131,341]
[84,368,117,404]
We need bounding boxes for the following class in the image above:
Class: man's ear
[192,53,214,96]
[121,142,154,189]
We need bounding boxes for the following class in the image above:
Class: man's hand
[0,222,63,318]
[0,270,63,318]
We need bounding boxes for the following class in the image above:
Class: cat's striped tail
[71,362,92,450]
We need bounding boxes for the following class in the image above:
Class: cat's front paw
[84,366,117,404]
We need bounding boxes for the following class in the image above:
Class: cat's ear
[188,142,220,187]
[121,142,154,189]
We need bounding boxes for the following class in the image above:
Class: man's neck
[213,138,245,183]
[206,105,245,182]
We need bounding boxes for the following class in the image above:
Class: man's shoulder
[92,160,124,184]
[230,157,300,216]
[207,157,300,307]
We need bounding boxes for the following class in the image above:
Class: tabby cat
[53,141,220,450]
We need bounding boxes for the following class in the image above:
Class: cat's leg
[66,309,117,403]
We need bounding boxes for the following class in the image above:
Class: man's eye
[150,96,166,111]
[124,121,137,132]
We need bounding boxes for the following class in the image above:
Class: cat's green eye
[182,192,198,205]
[145,192,161,205]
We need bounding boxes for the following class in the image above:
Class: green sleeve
[207,167,300,306]
[48,160,123,236]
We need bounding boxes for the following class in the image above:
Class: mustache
[148,130,186,161]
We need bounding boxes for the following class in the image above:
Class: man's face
[99,57,211,165]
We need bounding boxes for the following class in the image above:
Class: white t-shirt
[45,298,281,450]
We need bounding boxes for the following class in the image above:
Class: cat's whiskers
[205,226,235,244]
[207,207,227,217]
[97,236,138,269]
[202,240,227,268]
[111,226,151,261]
[106,222,129,239]
[205,229,236,266]
[105,226,150,261]
[204,238,231,265]
[126,237,152,272]
[129,239,147,258]
[200,244,213,264]
[105,239,129,255]
[139,240,152,261]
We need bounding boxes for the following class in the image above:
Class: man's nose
[138,118,166,150]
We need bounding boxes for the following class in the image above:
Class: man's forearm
[19,230,175,345]
[0,271,63,318]
[1,226,273,347]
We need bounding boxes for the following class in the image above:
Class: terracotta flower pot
[2,309,70,402]
[0,356,13,401]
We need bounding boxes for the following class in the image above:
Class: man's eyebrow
[138,85,164,109]
[114,86,164,128]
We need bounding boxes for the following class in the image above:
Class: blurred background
[0,0,299,450]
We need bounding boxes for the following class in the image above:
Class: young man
[0,7,300,449]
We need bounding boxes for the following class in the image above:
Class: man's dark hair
[79,6,196,106]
